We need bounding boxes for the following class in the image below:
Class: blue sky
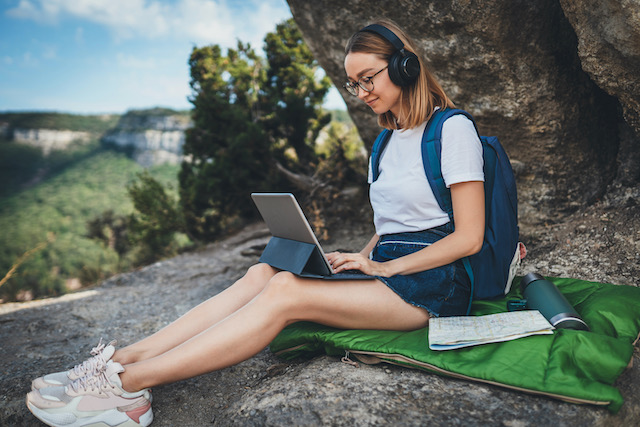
[0,0,345,114]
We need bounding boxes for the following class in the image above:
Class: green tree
[127,171,183,265]
[263,19,332,171]
[86,210,132,261]
[180,18,330,241]
[180,42,274,241]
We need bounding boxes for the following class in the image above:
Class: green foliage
[0,112,119,133]
[0,141,44,197]
[0,134,103,198]
[86,210,132,260]
[329,109,353,124]
[180,18,331,241]
[121,107,190,118]
[315,121,367,186]
[181,42,275,240]
[262,19,332,170]
[0,149,180,302]
[127,171,185,265]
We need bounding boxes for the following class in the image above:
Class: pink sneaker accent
[126,400,153,424]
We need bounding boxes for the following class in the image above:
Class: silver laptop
[251,193,374,280]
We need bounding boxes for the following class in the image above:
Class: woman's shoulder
[441,113,477,137]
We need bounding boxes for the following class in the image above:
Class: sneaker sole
[26,400,153,427]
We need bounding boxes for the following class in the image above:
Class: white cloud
[5,0,60,24]
[172,0,237,46]
[6,0,291,47]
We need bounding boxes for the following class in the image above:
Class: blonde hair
[345,19,454,130]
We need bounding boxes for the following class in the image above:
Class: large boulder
[287,0,640,227]
[559,0,640,187]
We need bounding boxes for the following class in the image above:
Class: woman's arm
[328,181,484,276]
[382,181,484,275]
[359,233,380,257]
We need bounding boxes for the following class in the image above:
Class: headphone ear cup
[387,51,405,86]
[388,50,420,87]
[400,51,420,85]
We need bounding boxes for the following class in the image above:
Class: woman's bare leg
[118,271,430,392]
[114,263,279,365]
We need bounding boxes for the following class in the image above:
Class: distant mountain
[1,108,193,168]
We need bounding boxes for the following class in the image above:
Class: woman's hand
[325,251,390,277]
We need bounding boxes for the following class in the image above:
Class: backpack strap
[421,108,478,221]
[421,108,480,315]
[370,128,393,182]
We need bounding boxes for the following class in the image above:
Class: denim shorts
[371,223,471,317]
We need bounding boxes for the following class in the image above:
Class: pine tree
[179,19,331,241]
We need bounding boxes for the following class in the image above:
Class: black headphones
[359,24,420,87]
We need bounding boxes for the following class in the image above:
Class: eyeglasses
[343,66,388,96]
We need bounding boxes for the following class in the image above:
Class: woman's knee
[246,263,278,279]
[260,271,302,305]
[240,263,278,290]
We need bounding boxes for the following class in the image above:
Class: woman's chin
[368,102,386,114]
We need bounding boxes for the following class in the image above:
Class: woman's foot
[31,339,117,390]
[26,362,152,427]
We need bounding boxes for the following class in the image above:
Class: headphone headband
[357,23,420,87]
[360,24,405,52]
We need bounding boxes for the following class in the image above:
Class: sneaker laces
[70,338,116,378]
[69,368,116,394]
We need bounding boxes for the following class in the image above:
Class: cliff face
[4,110,192,167]
[286,0,640,228]
[10,129,92,155]
[101,111,191,167]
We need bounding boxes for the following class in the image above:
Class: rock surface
[559,0,640,135]
[101,111,191,167]
[286,0,640,228]
[11,128,92,155]
[2,212,639,426]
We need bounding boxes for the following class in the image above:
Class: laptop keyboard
[329,269,375,280]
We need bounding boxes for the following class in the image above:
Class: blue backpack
[370,108,520,311]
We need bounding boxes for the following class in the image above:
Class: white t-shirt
[368,114,484,235]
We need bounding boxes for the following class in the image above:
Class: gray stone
[2,216,639,426]
[286,0,640,228]
[560,0,640,135]
[101,111,192,167]
[12,128,92,155]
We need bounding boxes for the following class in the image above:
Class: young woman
[26,19,485,427]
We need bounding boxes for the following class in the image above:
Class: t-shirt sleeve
[440,114,484,187]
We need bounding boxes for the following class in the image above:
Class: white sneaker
[26,362,153,427]
[31,339,117,390]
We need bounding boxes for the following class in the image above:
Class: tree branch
[275,161,321,192]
